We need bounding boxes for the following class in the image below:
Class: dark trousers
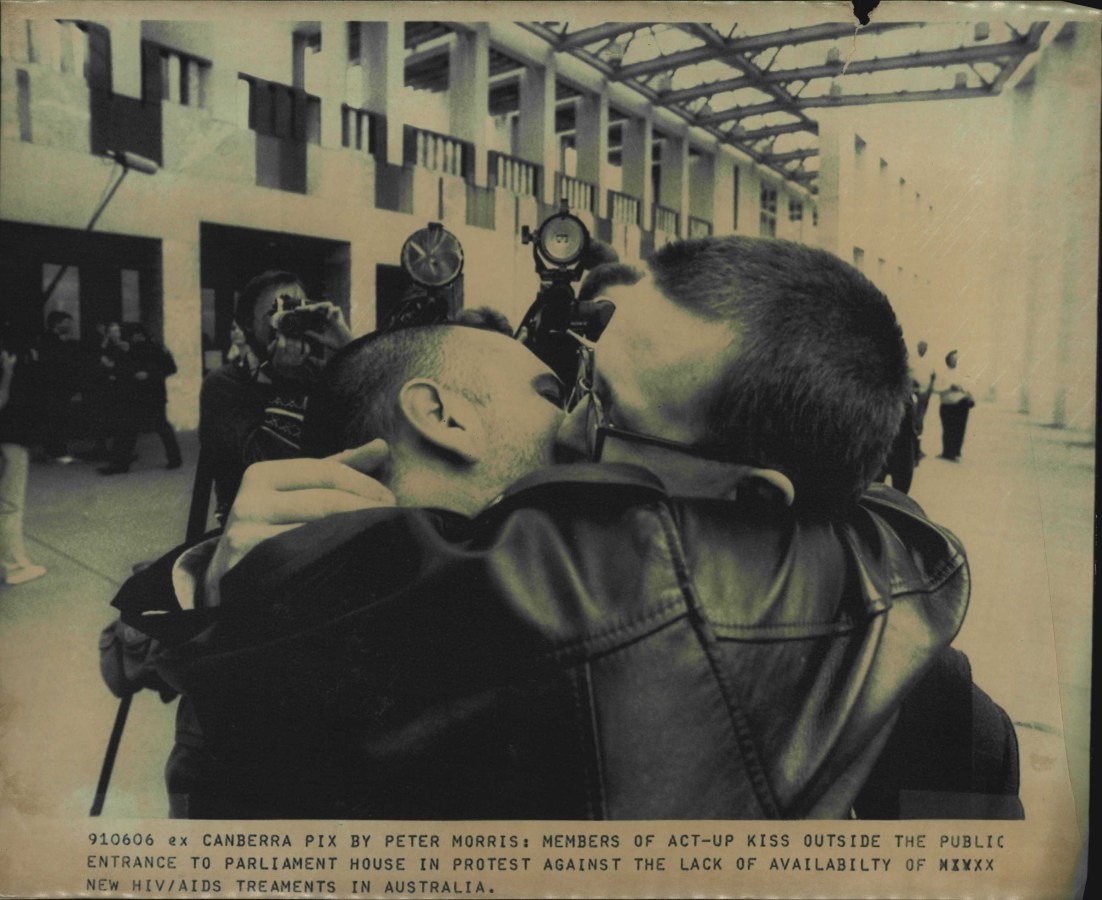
[41,396,73,457]
[109,416,182,469]
[940,403,971,459]
[877,401,917,493]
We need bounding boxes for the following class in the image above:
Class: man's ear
[723,467,795,506]
[397,379,480,464]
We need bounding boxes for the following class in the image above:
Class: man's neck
[388,455,487,517]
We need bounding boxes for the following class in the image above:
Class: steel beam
[756,37,1042,84]
[702,83,993,124]
[797,86,993,108]
[612,20,919,81]
[700,99,788,124]
[557,22,649,50]
[660,74,752,104]
[990,22,1049,92]
[739,120,818,141]
[763,147,819,164]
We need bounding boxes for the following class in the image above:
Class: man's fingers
[240,453,390,499]
[234,487,393,526]
[329,439,390,476]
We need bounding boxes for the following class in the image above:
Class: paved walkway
[0,405,1092,840]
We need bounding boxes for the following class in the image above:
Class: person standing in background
[76,322,112,461]
[99,324,182,475]
[912,340,937,461]
[937,349,976,462]
[35,311,81,464]
[94,322,130,466]
[1,338,47,586]
[225,321,259,376]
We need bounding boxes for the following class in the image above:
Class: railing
[341,105,379,155]
[240,74,320,144]
[404,125,472,181]
[555,173,597,213]
[688,216,713,238]
[488,151,541,197]
[143,42,209,107]
[654,204,680,235]
[608,190,641,227]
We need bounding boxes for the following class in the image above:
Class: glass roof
[521,19,1051,192]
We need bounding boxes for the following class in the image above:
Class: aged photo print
[0,1,1095,898]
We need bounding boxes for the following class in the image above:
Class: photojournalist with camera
[198,270,353,523]
[109,229,1022,822]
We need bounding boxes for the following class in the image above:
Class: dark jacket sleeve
[854,647,1024,819]
[110,536,220,642]
[98,536,219,700]
[199,367,307,513]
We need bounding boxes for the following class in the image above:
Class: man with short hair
[554,238,910,511]
[109,322,565,816]
[99,323,182,475]
[936,349,976,461]
[36,310,81,463]
[113,237,1021,820]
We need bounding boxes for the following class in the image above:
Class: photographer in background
[35,310,82,464]
[199,270,352,522]
[99,324,182,475]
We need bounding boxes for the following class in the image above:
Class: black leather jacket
[116,464,1019,820]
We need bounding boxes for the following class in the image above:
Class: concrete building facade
[1,14,1096,433]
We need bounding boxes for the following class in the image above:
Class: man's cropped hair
[45,311,73,329]
[303,324,486,457]
[452,306,513,336]
[577,262,645,303]
[234,270,305,331]
[648,235,910,515]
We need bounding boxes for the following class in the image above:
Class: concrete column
[318,21,346,149]
[448,25,490,186]
[161,237,203,430]
[108,20,142,99]
[688,150,716,230]
[620,113,652,218]
[361,23,405,166]
[574,91,609,216]
[813,119,841,255]
[206,27,242,124]
[711,151,736,235]
[658,132,690,236]
[739,164,763,239]
[517,61,557,204]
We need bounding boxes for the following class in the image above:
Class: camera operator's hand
[267,332,311,380]
[303,302,353,352]
[203,439,394,607]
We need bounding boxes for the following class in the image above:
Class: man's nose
[554,406,588,463]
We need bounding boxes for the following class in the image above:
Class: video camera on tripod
[515,200,618,382]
